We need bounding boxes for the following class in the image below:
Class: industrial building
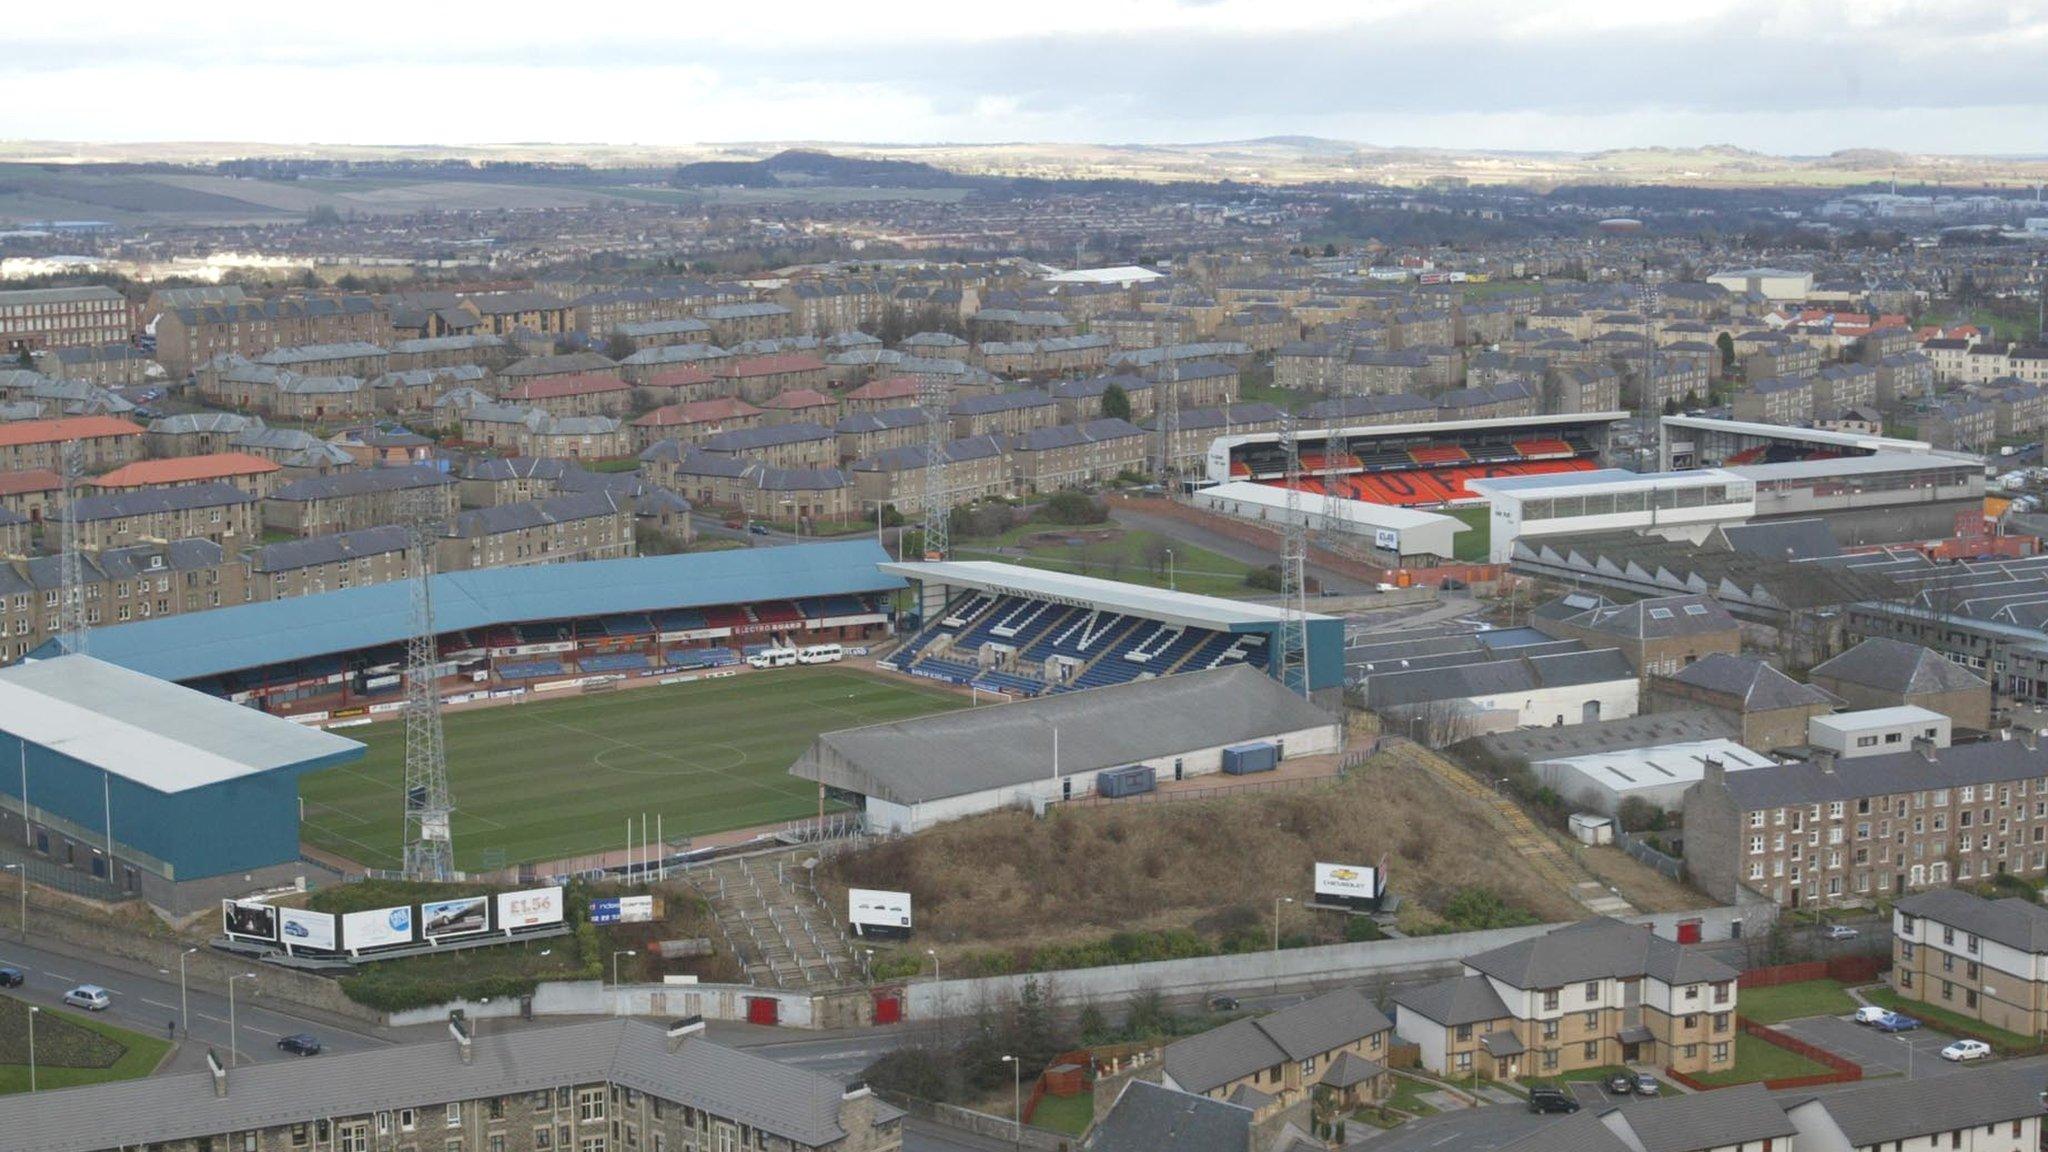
[0,654,364,914]
[1466,468,1756,563]
[1807,706,1951,758]
[1534,738,1775,816]
[788,666,1341,833]
[1189,480,1466,564]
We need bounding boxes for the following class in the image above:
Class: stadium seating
[513,623,572,646]
[655,608,709,633]
[581,652,653,673]
[498,659,566,680]
[668,646,739,668]
[971,669,1046,697]
[594,614,653,638]
[753,600,804,626]
[1513,438,1574,459]
[1408,444,1470,465]
[704,605,751,630]
[801,595,870,620]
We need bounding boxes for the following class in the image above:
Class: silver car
[63,984,111,1011]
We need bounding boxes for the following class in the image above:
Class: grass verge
[1737,979,1857,1025]
[1687,1033,1832,1088]
[0,996,172,1095]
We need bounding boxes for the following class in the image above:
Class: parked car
[0,965,23,987]
[1604,1072,1634,1095]
[1874,1012,1921,1033]
[1853,1005,1891,1025]
[1527,1087,1580,1115]
[1941,1039,1992,1062]
[747,523,771,536]
[1439,577,1468,591]
[63,984,110,1011]
[1206,996,1240,1012]
[1632,1073,1660,1097]
[1822,924,1860,940]
[277,1033,323,1057]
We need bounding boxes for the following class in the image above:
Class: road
[0,936,394,1071]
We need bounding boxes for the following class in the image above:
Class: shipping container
[1095,764,1157,798]
[1221,742,1279,776]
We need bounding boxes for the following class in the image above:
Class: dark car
[1206,995,1240,1012]
[1527,1087,1580,1115]
[747,523,771,536]
[276,1033,322,1057]
[1439,577,1469,591]
[0,965,22,987]
[1632,1072,1660,1097]
[1604,1072,1634,1095]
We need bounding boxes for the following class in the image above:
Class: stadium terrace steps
[692,852,863,990]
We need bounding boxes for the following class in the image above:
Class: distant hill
[671,148,983,189]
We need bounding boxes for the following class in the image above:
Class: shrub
[1038,491,1107,525]
[1244,564,1283,591]
[1439,887,1540,932]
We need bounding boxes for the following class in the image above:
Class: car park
[1853,1005,1890,1025]
[1941,1039,1991,1062]
[0,965,23,987]
[277,1033,323,1056]
[1632,1073,1659,1096]
[1874,1012,1921,1033]
[1527,1087,1580,1114]
[63,984,110,1011]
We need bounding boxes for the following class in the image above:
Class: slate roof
[1463,917,1737,988]
[1084,1080,1252,1152]
[1809,637,1990,695]
[1615,1083,1796,1152]
[1392,975,1512,1028]
[270,465,453,502]
[65,481,255,521]
[447,491,623,538]
[1660,654,1837,711]
[1553,593,1737,641]
[1894,888,2048,955]
[249,526,411,573]
[698,422,835,453]
[1719,737,2048,810]
[1815,1063,2047,1147]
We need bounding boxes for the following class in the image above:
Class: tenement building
[0,1016,903,1152]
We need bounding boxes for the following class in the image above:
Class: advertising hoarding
[590,895,656,925]
[343,905,415,950]
[278,908,338,952]
[222,900,278,942]
[495,886,565,931]
[848,888,912,938]
[1374,528,1399,552]
[420,896,490,938]
[1313,862,1381,901]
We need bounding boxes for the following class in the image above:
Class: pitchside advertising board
[590,895,657,925]
[848,888,912,939]
[496,887,565,931]
[1314,861,1385,910]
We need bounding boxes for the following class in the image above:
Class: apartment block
[1892,887,2048,1039]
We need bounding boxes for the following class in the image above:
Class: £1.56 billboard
[343,905,415,951]
[495,886,564,931]
[848,888,912,938]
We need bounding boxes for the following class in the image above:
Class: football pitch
[297,668,964,871]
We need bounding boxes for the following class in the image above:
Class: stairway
[686,850,865,989]
[1385,739,1637,917]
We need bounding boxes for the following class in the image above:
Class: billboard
[848,888,912,937]
[1373,528,1399,552]
[420,896,490,938]
[279,908,338,952]
[590,895,656,925]
[495,886,565,931]
[1314,862,1381,901]
[222,900,278,942]
[343,905,415,950]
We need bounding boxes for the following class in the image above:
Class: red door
[873,991,902,1025]
[745,996,780,1026]
[1676,918,1703,944]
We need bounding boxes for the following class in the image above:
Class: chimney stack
[843,1080,872,1101]
[666,1015,706,1053]
[1913,735,1939,762]
[1813,748,1837,775]
[450,1016,473,1065]
[1702,756,1726,788]
[2023,727,2040,753]
[208,1050,227,1098]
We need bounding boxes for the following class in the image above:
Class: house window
[1582,1041,1598,1060]
[399,1110,416,1132]
[578,1088,607,1122]
[447,1103,461,1128]
[1542,990,1560,1011]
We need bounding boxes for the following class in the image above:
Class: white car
[1823,924,1860,940]
[1852,1005,1891,1025]
[1940,1039,1992,1062]
[63,984,111,1011]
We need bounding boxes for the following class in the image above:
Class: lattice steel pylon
[1155,363,1181,486]
[400,488,454,882]
[56,440,88,655]
[1276,412,1311,699]
[919,374,952,561]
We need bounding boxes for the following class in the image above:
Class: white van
[746,648,799,669]
[797,643,844,665]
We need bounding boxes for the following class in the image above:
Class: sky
[6,0,2048,154]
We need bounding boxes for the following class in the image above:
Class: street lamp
[612,950,637,986]
[3,862,23,940]
[178,947,198,1038]
[926,948,940,982]
[1893,1031,1914,1079]
[1273,896,1294,952]
[26,1004,38,1093]
[1166,549,1176,592]
[227,973,257,1068]
[1000,1054,1021,1140]
[862,948,874,984]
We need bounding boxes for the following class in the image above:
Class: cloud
[2,0,2045,152]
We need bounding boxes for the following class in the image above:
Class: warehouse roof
[877,560,1336,630]
[0,655,361,794]
[48,539,902,683]
[1537,739,1775,795]
[791,666,1336,806]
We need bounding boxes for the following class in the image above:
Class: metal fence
[1614,829,1683,880]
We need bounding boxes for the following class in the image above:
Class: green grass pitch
[297,668,964,871]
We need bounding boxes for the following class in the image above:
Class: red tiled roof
[0,416,145,448]
[0,468,62,496]
[632,398,763,427]
[843,376,922,400]
[503,372,633,400]
[715,354,828,378]
[91,452,281,488]
[760,388,835,410]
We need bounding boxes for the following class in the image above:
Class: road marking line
[43,972,75,983]
[139,998,178,1012]
[242,1025,284,1038]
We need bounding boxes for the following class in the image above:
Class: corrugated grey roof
[794,666,1334,806]
[1719,518,1842,562]
[1085,1080,1252,1152]
[1720,737,2048,811]
[1810,637,1989,695]
[1464,917,1736,989]
[0,1018,860,1152]
[1391,974,1510,1028]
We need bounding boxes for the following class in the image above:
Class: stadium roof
[1467,468,1747,498]
[1660,414,1934,455]
[1726,452,1980,483]
[1196,480,1465,532]
[790,666,1337,806]
[877,560,1336,631]
[51,540,903,684]
[0,655,362,793]
[1206,411,1626,456]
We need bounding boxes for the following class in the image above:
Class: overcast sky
[7,0,2047,154]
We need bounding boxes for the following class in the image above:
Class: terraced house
[63,482,259,550]
[0,1017,904,1152]
[1892,887,2048,1039]
[1159,989,1393,1117]
[1394,918,1738,1079]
